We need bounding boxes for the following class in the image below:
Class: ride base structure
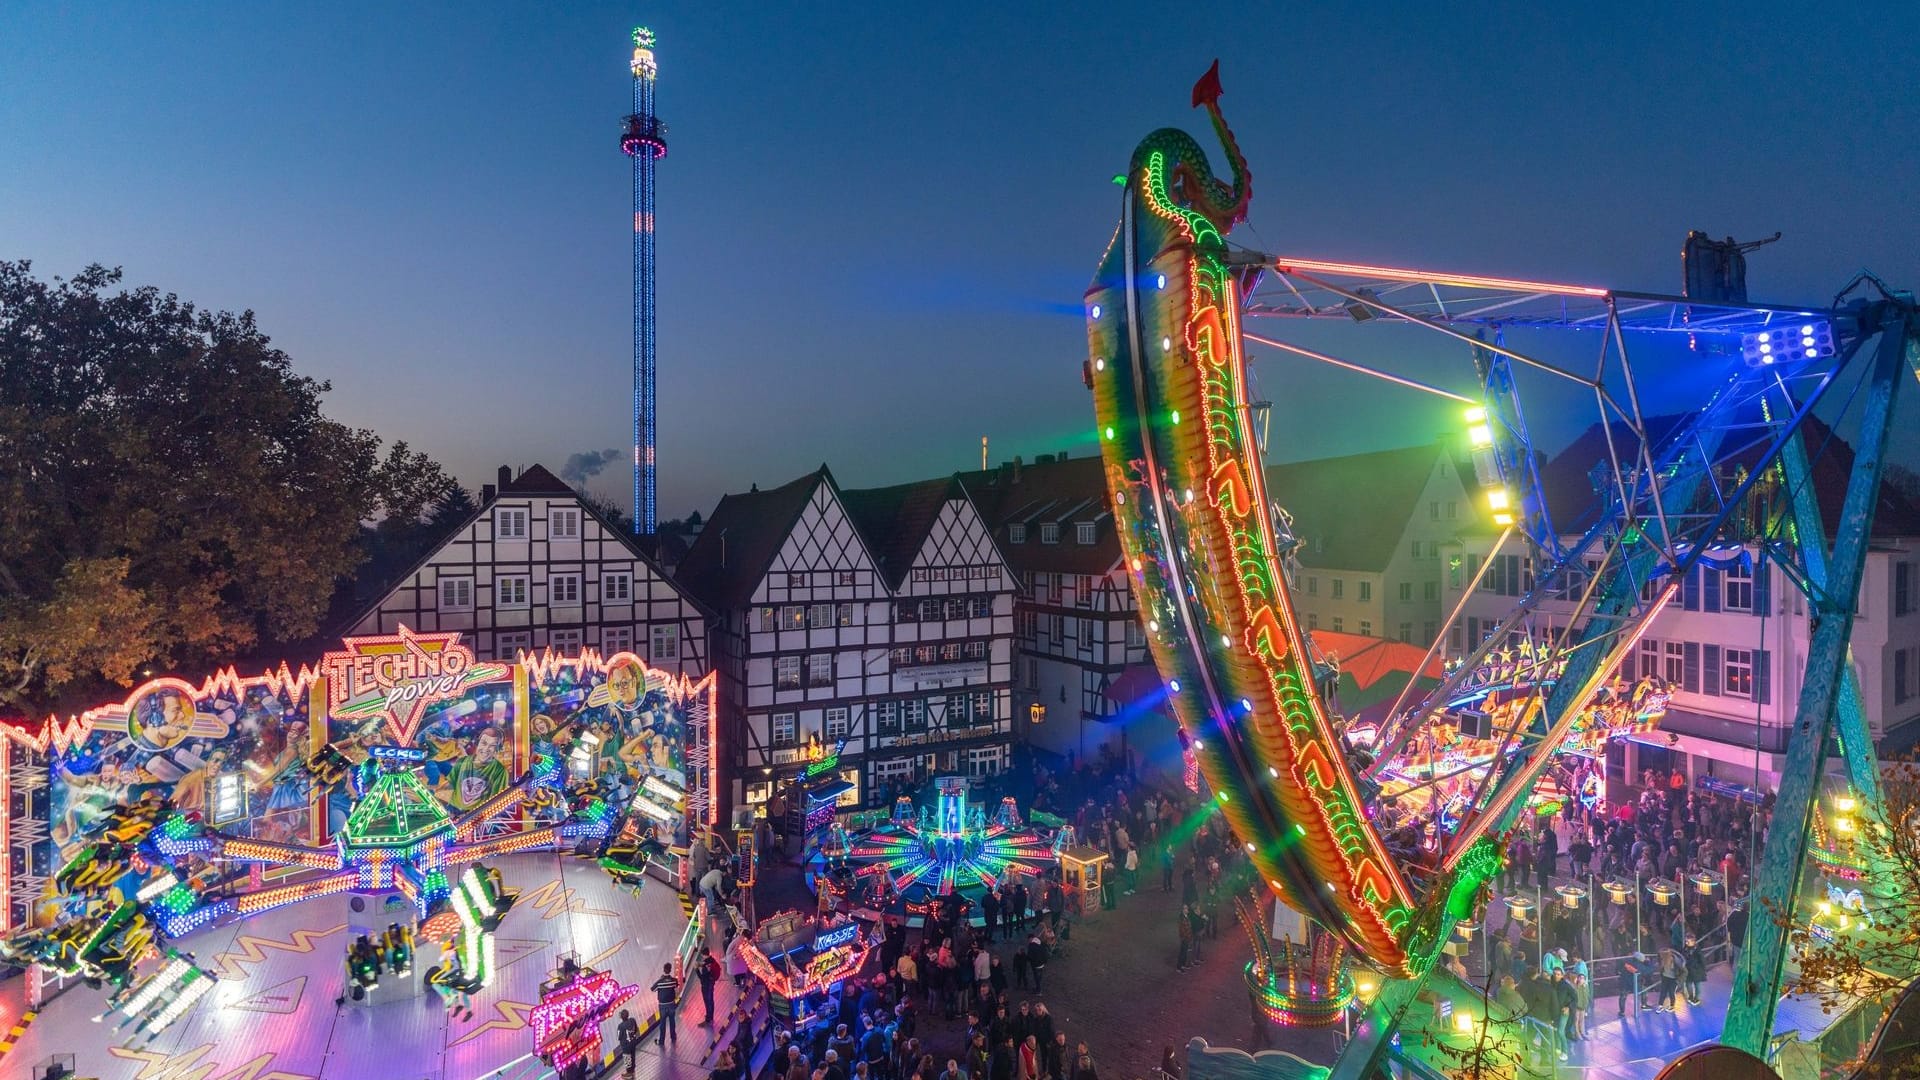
[1088,62,1918,1078]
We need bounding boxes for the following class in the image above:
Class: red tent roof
[1101,629,1442,707]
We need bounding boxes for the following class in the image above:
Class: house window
[1430,501,1439,520]
[897,601,919,623]
[1040,523,1060,544]
[1896,649,1912,704]
[1331,616,1342,632]
[1411,540,1421,559]
[1076,522,1095,545]
[439,576,474,612]
[756,607,777,632]
[1664,641,1684,685]
[874,701,900,734]
[1359,581,1372,602]
[809,603,835,627]
[550,508,580,539]
[825,707,849,741]
[1898,562,1914,617]
[873,756,914,785]
[903,699,926,732]
[973,691,994,723]
[1640,638,1660,679]
[941,642,962,662]
[1446,501,1457,520]
[890,647,911,667]
[969,596,992,618]
[1398,582,1412,602]
[964,640,987,660]
[603,573,632,603]
[921,599,942,622]
[1423,620,1436,642]
[783,605,807,629]
[1076,618,1092,646]
[550,629,583,655]
[496,508,528,539]
[1425,581,1439,602]
[807,654,834,687]
[1126,619,1144,647]
[967,746,1006,777]
[1009,523,1027,543]
[1307,576,1318,596]
[497,575,530,608]
[916,645,937,664]
[551,574,581,604]
[603,626,634,655]
[495,631,531,658]
[1331,579,1345,600]
[1723,648,1755,699]
[1075,575,1094,607]
[945,598,966,620]
[1724,563,1754,612]
[771,713,797,748]
[787,572,806,589]
[650,624,678,661]
[837,602,855,626]
[945,693,969,725]
[1026,658,1039,689]
[1359,620,1372,637]
[1398,623,1412,643]
[776,656,802,690]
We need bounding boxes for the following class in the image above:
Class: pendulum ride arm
[1724,314,1913,1055]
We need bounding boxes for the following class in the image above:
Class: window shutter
[1703,568,1721,613]
[1754,649,1770,705]
[1703,644,1721,696]
[1752,558,1770,617]
[1683,642,1700,693]
[1683,566,1700,611]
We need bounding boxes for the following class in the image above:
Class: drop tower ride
[621,27,666,534]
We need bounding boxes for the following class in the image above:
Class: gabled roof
[339,463,702,636]
[498,463,573,496]
[839,476,965,590]
[1536,411,1920,540]
[954,454,1124,575]
[1264,443,1447,572]
[674,467,829,611]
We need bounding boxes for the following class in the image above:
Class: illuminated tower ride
[621,26,667,534]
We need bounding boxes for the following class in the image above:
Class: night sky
[6,2,1918,519]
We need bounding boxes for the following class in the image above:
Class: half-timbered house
[347,465,707,680]
[675,467,1016,813]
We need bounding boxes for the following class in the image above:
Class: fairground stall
[0,628,726,1080]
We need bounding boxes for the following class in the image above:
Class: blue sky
[5,2,1917,517]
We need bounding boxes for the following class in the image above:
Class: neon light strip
[1270,257,1610,298]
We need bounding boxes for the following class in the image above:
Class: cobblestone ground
[754,853,1343,1080]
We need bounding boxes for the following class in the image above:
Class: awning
[803,779,855,803]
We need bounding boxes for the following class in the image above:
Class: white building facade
[348,464,706,679]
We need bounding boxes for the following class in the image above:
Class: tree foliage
[0,262,451,712]
[1776,761,1920,1078]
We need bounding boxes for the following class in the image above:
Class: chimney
[1057,449,1069,461]
[482,484,497,504]
[718,527,729,569]
[497,465,513,490]
[1012,456,1023,484]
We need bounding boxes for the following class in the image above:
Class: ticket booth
[1058,846,1109,913]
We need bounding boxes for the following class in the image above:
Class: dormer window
[1076,522,1095,545]
[1009,523,1027,544]
[1040,523,1060,545]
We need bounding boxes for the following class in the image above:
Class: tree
[1775,761,1920,1078]
[0,262,451,712]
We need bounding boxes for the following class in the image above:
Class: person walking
[1725,900,1749,971]
[697,949,722,1026]
[1161,844,1176,893]
[652,962,682,1048]
[982,888,1001,942]
[1025,933,1049,992]
[617,1009,641,1075]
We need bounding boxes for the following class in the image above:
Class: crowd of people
[1463,769,1762,1062]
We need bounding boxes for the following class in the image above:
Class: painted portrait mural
[15,628,715,921]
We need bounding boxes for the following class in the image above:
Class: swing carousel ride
[1086,59,1915,1069]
